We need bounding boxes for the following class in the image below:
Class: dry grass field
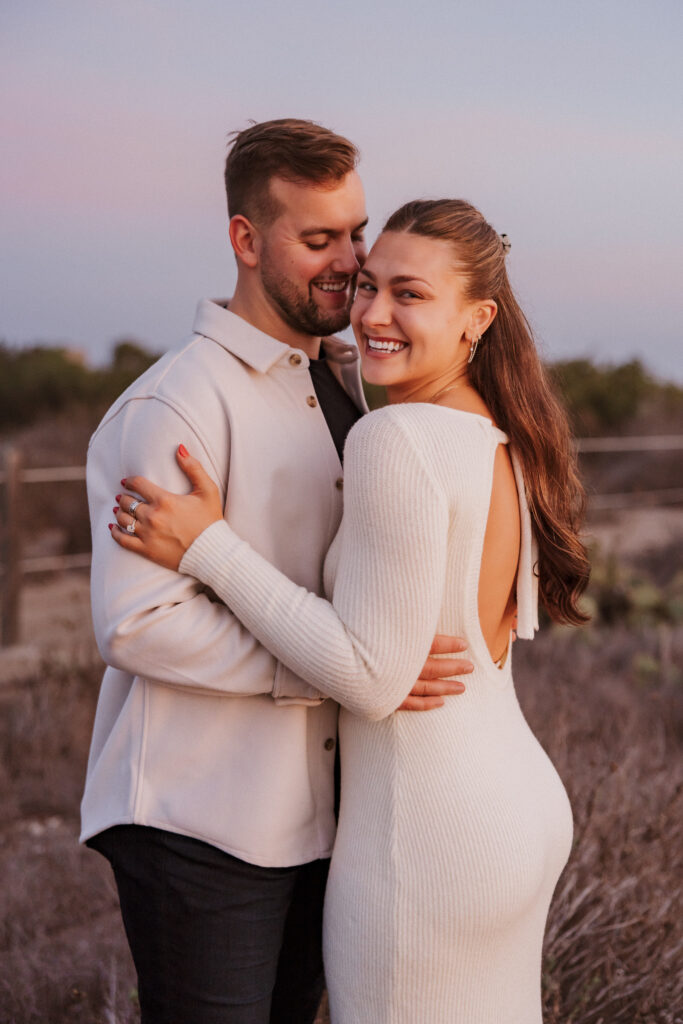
[1,397,682,1022]
[1,612,681,1023]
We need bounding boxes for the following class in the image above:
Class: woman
[111,199,589,1022]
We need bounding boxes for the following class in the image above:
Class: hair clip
[500,233,511,254]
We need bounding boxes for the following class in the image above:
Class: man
[82,119,471,1023]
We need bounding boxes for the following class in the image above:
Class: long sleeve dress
[180,403,573,1024]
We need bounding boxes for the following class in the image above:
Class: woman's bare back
[480,444,521,663]
[441,388,521,664]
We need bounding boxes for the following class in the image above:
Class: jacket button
[306,395,318,408]
[289,352,302,366]
[324,737,335,751]
[335,478,343,491]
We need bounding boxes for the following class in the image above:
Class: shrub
[549,358,683,436]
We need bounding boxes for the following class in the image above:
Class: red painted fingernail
[115,494,121,502]
[178,444,188,458]
[121,479,127,486]
[113,506,119,514]
[108,523,113,531]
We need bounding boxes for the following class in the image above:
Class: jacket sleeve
[180,410,449,718]
[88,394,307,697]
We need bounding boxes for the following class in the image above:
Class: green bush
[549,358,683,435]
[2,341,682,438]
[0,339,160,430]
[586,548,683,631]
[0,345,93,427]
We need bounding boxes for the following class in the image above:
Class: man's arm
[274,636,472,709]
[399,635,472,711]
[89,397,281,696]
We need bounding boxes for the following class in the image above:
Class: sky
[1,0,682,380]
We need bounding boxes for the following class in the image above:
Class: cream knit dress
[180,404,573,1024]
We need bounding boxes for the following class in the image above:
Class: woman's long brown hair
[384,199,590,625]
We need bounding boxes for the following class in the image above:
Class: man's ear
[229,215,260,269]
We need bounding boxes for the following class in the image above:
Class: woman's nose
[362,292,393,328]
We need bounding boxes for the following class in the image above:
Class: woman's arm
[186,410,450,718]
[113,410,452,718]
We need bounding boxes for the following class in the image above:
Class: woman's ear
[229,215,261,269]
[470,299,497,339]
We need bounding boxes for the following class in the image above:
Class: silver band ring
[129,499,143,519]
[126,520,137,535]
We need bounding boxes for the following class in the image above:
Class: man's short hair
[224,118,359,226]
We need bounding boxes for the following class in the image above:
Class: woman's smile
[365,335,409,355]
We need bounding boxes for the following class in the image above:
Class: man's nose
[331,236,361,275]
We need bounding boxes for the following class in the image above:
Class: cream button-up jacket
[80,299,367,867]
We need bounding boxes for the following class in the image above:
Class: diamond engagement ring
[129,499,143,519]
[126,521,137,535]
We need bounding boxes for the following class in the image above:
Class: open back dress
[180,403,574,1023]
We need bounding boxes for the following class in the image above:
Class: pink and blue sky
[2,0,681,379]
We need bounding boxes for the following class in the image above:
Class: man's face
[257,171,368,337]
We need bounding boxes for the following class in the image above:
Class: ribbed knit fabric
[180,405,573,1023]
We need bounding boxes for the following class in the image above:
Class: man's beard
[260,250,354,338]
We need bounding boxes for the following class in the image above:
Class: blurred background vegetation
[2,339,683,617]
[2,339,683,436]
[0,339,160,431]
[364,356,683,435]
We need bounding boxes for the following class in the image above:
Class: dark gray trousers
[88,825,328,1024]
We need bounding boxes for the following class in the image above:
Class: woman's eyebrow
[389,275,430,286]
[358,269,430,286]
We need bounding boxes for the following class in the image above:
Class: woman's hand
[110,445,223,570]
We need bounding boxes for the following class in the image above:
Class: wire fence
[2,438,683,646]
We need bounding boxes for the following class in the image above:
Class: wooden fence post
[1,446,22,646]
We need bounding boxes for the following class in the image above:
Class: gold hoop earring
[467,336,480,364]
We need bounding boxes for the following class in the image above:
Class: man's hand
[398,635,473,712]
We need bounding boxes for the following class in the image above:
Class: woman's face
[351,230,491,401]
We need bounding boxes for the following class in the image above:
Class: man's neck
[228,287,322,360]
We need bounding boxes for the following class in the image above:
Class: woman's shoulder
[344,404,431,459]
[342,406,441,497]
[343,406,411,471]
[342,405,507,506]
[345,403,400,445]
[347,403,506,455]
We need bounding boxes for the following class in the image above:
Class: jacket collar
[193,298,360,373]
[320,335,361,365]
[193,299,289,373]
